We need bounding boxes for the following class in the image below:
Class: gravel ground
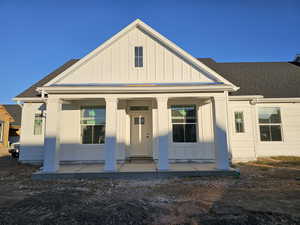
[0,156,299,225]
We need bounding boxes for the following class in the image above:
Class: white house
[14,19,300,173]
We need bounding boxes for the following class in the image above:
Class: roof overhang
[229,95,300,103]
[37,83,236,94]
[253,98,300,103]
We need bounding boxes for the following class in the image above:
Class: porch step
[127,156,153,164]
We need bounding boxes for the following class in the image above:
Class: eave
[38,84,236,94]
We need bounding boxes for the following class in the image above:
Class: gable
[46,20,236,88]
[54,27,215,85]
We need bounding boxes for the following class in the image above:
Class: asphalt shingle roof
[3,104,22,127]
[15,58,300,98]
[198,58,300,98]
[16,59,79,98]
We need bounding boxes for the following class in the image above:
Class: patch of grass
[254,156,300,168]
[270,156,300,162]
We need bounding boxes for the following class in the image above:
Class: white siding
[55,27,214,85]
[19,103,45,162]
[255,103,300,157]
[228,101,256,162]
[166,99,215,161]
[228,101,300,162]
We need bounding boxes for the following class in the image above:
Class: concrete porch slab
[32,162,239,180]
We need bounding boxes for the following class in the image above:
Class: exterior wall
[20,97,217,163]
[228,101,256,162]
[20,97,300,164]
[55,27,214,85]
[228,100,300,162]
[164,98,215,162]
[19,103,45,162]
[255,102,300,157]
[59,100,125,162]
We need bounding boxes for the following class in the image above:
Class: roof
[197,58,300,98]
[16,59,79,98]
[2,104,22,127]
[15,57,300,99]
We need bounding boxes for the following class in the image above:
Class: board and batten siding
[55,27,214,85]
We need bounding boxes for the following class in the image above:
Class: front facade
[15,20,300,172]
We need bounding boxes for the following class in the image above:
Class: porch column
[213,96,230,170]
[43,98,62,172]
[104,97,118,171]
[156,96,169,170]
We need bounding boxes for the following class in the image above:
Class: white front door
[130,110,152,157]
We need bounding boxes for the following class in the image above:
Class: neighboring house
[3,104,22,145]
[13,19,300,173]
[0,104,22,150]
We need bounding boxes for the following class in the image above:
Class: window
[134,117,145,125]
[134,46,143,67]
[234,111,245,133]
[258,107,282,141]
[34,114,43,135]
[171,105,197,142]
[81,107,105,144]
[0,120,3,142]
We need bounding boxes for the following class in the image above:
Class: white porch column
[156,96,169,170]
[104,97,118,171]
[43,98,62,172]
[213,96,230,170]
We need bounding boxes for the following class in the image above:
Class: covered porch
[41,92,232,176]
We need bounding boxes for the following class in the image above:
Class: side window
[234,111,245,133]
[258,107,282,141]
[171,105,197,143]
[81,107,106,144]
[134,46,143,67]
[34,114,43,135]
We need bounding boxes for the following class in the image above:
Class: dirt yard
[0,156,299,225]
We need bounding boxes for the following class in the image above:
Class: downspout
[250,98,258,160]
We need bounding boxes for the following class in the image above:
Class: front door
[130,110,152,157]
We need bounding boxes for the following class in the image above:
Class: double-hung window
[171,105,197,142]
[81,107,106,144]
[134,46,143,67]
[34,114,43,135]
[258,107,282,141]
[234,111,245,133]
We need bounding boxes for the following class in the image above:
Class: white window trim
[233,111,245,134]
[80,106,106,145]
[134,46,143,68]
[33,113,44,136]
[257,106,284,143]
[170,104,198,144]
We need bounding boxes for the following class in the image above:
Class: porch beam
[156,96,169,170]
[43,98,62,172]
[104,97,118,171]
[213,96,230,170]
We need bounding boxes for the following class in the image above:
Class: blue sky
[0,0,299,104]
